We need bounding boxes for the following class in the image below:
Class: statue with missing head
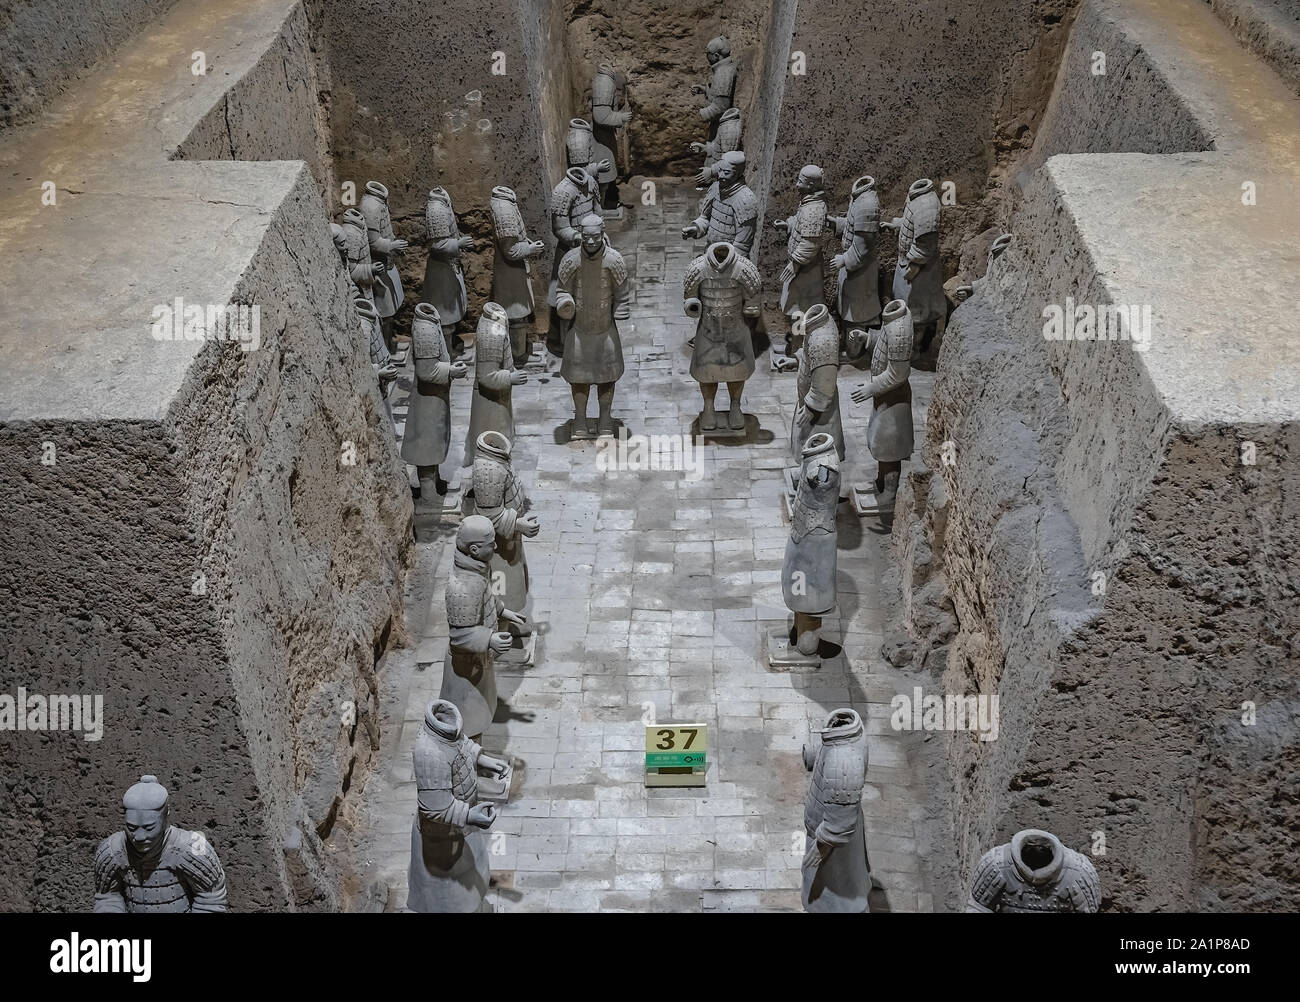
[967,829,1101,913]
[92,774,228,912]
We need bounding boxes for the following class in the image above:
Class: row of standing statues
[83,37,1093,917]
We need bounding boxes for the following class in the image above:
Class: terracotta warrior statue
[403,302,468,499]
[692,35,737,141]
[471,430,539,660]
[691,107,743,188]
[682,151,757,257]
[967,829,1101,913]
[882,178,943,356]
[467,302,526,450]
[490,186,546,366]
[547,127,606,356]
[555,213,631,440]
[775,164,831,361]
[780,431,840,659]
[423,187,474,351]
[93,775,228,912]
[684,241,761,431]
[591,63,633,211]
[790,304,845,468]
[339,207,382,301]
[954,232,1013,303]
[359,180,408,348]
[802,709,872,913]
[354,296,398,388]
[441,515,526,741]
[407,699,509,913]
[830,175,881,329]
[849,300,914,514]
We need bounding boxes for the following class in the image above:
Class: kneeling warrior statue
[359,180,409,353]
[882,178,943,359]
[403,303,468,500]
[555,213,631,440]
[966,829,1101,913]
[423,187,474,352]
[773,432,840,665]
[802,709,873,913]
[490,185,546,367]
[830,175,882,331]
[684,240,761,432]
[93,774,228,912]
[848,299,914,516]
[407,699,509,913]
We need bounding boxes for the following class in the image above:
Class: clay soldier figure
[692,107,743,188]
[882,178,943,357]
[682,151,758,257]
[93,774,228,912]
[692,35,737,141]
[340,207,382,301]
[790,304,845,468]
[407,699,509,913]
[359,180,409,351]
[472,430,539,663]
[802,709,872,913]
[954,232,1013,304]
[329,222,349,270]
[490,186,546,366]
[684,241,761,432]
[555,213,631,440]
[775,432,840,664]
[967,829,1101,913]
[591,64,633,212]
[830,175,882,329]
[354,296,399,387]
[403,303,469,499]
[849,299,914,515]
[547,128,606,357]
[775,164,831,362]
[441,515,527,741]
[423,187,473,352]
[467,302,526,449]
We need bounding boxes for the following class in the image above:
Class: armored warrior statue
[849,300,914,515]
[403,303,468,499]
[691,107,743,188]
[802,709,872,913]
[882,178,943,356]
[422,187,473,349]
[692,35,737,141]
[93,774,228,913]
[967,829,1101,913]
[547,132,606,357]
[775,432,840,663]
[354,296,399,388]
[590,64,632,211]
[684,241,761,432]
[359,180,409,348]
[682,151,757,257]
[774,165,831,362]
[789,304,845,468]
[441,515,527,741]
[407,699,509,913]
[467,302,525,450]
[340,208,382,301]
[555,214,631,440]
[954,232,1013,304]
[329,222,349,270]
[490,186,546,367]
[472,431,539,662]
[830,175,882,328]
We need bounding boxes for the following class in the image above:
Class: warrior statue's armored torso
[441,548,504,739]
[93,826,228,913]
[684,241,761,385]
[472,431,529,614]
[782,434,840,616]
[802,709,871,913]
[967,829,1101,913]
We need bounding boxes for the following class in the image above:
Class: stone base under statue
[852,481,895,517]
[765,624,842,670]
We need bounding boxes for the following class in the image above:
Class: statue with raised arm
[555,213,631,440]
[467,302,526,449]
[777,431,840,662]
[359,180,409,348]
[681,151,757,256]
[406,699,509,913]
[692,36,737,141]
[472,430,539,661]
[830,175,881,328]
[403,303,468,499]
[848,299,914,515]
[422,187,473,348]
[684,240,761,432]
[490,185,546,366]
[591,64,632,211]
[93,774,228,913]
[882,178,943,356]
[966,829,1101,913]
[691,107,743,188]
[802,709,872,913]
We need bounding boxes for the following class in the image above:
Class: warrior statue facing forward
[966,829,1101,913]
[423,187,474,352]
[684,240,761,431]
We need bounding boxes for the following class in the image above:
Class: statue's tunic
[834,179,881,324]
[859,308,914,463]
[790,309,844,462]
[93,826,228,913]
[967,830,1101,913]
[891,181,944,325]
[440,549,504,738]
[407,706,491,913]
[467,310,516,447]
[490,188,536,322]
[556,245,630,386]
[780,192,830,317]
[782,441,839,616]
[472,438,529,615]
[359,182,405,320]
[701,107,742,173]
[802,710,871,913]
[401,308,455,467]
[684,242,761,384]
[422,190,468,325]
[547,169,600,307]
[691,179,758,257]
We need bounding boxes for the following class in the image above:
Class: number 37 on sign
[644,723,708,787]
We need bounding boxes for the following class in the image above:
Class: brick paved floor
[347,180,940,913]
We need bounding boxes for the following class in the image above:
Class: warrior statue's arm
[683,264,703,317]
[965,846,1005,913]
[504,238,536,261]
[812,802,858,852]
[840,228,870,271]
[845,327,876,363]
[417,779,474,830]
[449,620,496,653]
[91,839,127,913]
[348,259,373,289]
[859,353,909,400]
[906,229,938,266]
[612,268,632,320]
[591,100,630,128]
[476,339,514,391]
[414,353,453,393]
[428,235,463,260]
[480,498,519,539]
[803,359,839,415]
[178,835,229,914]
[699,89,729,122]
[788,232,823,270]
[368,230,407,257]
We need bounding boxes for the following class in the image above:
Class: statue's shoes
[597,420,617,439]
[727,406,745,430]
[570,419,595,441]
[700,408,718,431]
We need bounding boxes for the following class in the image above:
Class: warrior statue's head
[706,35,731,64]
[457,514,498,562]
[716,151,745,187]
[122,774,169,858]
[796,164,824,195]
[579,213,606,256]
